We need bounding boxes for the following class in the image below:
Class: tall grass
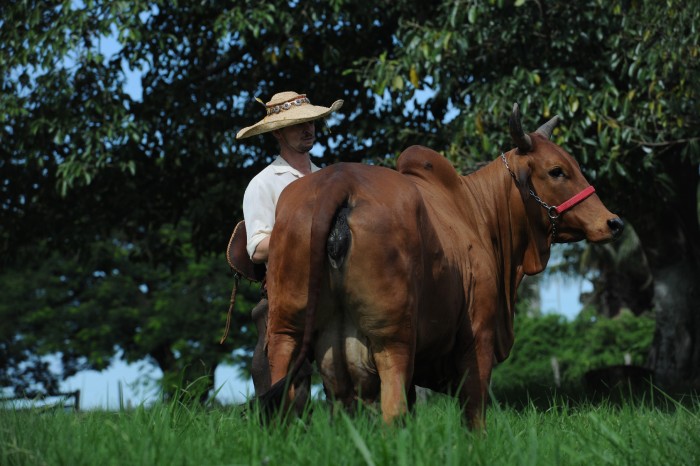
[1,393,698,466]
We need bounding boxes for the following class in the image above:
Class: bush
[490,309,655,407]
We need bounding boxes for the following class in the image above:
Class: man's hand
[252,236,270,263]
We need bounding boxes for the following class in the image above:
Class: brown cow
[260,103,623,427]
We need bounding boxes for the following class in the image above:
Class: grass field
[2,392,698,466]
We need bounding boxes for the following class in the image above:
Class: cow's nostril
[607,217,625,238]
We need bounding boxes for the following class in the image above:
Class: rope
[220,273,240,344]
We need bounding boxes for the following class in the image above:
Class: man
[236,91,343,394]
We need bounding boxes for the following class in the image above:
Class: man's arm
[243,175,275,262]
[251,236,270,263]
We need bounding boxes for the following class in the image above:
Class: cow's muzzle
[607,217,625,239]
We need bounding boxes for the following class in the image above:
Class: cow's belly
[411,317,470,391]
[314,317,380,405]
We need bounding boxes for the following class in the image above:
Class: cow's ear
[522,210,551,275]
[519,154,550,275]
[514,156,531,202]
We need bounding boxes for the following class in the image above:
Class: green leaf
[343,413,376,466]
[392,75,404,91]
[468,6,478,24]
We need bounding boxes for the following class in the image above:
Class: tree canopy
[2,0,698,397]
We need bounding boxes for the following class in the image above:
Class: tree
[0,0,434,398]
[2,0,697,399]
[491,309,656,406]
[356,0,700,389]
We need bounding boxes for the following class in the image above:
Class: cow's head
[507,103,624,272]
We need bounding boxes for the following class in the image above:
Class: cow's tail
[257,168,351,418]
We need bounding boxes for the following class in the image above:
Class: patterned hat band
[266,95,311,115]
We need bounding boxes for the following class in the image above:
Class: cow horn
[509,103,532,154]
[535,115,560,139]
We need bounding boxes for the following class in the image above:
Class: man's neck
[279,150,312,175]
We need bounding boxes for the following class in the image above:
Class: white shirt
[242,155,321,259]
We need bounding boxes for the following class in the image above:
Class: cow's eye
[549,167,565,178]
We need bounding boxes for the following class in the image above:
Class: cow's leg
[251,298,271,395]
[456,332,494,429]
[339,198,422,424]
[291,360,312,414]
[406,383,417,411]
[374,342,413,424]
[266,300,313,414]
[264,276,318,417]
[316,316,357,409]
[265,328,307,413]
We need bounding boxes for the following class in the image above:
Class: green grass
[1,394,698,466]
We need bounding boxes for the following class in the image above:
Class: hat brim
[236,100,343,139]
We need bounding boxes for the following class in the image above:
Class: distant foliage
[491,309,655,405]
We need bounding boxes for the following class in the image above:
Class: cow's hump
[396,145,461,190]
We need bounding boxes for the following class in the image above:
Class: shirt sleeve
[242,175,275,259]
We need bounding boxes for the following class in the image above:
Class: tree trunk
[638,152,700,391]
[628,148,700,391]
[646,260,700,390]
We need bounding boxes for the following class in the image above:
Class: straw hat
[236,91,344,139]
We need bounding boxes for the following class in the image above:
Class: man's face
[274,121,316,153]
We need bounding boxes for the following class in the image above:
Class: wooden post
[550,356,561,387]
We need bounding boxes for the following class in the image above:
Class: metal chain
[501,153,559,239]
